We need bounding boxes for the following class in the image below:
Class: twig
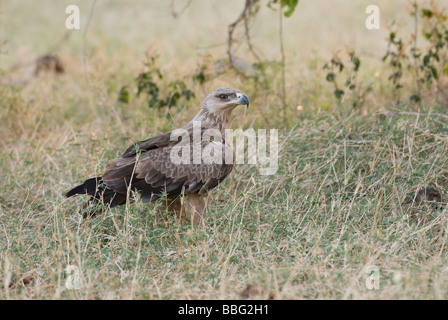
[243,5,262,63]
[278,5,288,126]
[83,0,98,81]
[48,30,71,54]
[340,68,355,105]
[412,0,422,100]
[170,0,193,18]
[227,0,251,70]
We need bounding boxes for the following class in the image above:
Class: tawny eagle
[66,88,249,224]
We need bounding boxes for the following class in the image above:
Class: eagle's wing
[121,131,173,158]
[102,133,234,203]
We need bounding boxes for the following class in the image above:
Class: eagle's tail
[66,177,126,217]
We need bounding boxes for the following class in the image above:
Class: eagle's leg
[166,194,207,225]
[165,197,183,218]
[185,193,207,226]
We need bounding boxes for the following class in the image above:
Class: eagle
[66,88,249,225]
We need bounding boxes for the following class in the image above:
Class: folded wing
[102,131,234,203]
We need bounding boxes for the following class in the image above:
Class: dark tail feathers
[66,177,126,217]
[66,177,103,198]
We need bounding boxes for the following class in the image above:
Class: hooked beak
[236,93,249,108]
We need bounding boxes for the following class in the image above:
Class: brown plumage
[66,87,249,224]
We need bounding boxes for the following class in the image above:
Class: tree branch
[227,0,252,70]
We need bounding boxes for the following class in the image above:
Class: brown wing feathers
[65,87,248,215]
[66,135,233,210]
[121,131,172,158]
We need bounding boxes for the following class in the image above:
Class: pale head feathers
[190,87,249,127]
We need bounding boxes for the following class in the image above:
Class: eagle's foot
[166,194,208,226]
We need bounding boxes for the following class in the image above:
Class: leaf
[334,89,344,99]
[181,89,195,100]
[281,0,299,17]
[443,64,448,74]
[390,32,396,41]
[430,66,438,79]
[410,95,421,102]
[267,0,299,17]
[326,72,335,82]
[351,56,360,71]
[117,86,130,104]
[422,9,433,18]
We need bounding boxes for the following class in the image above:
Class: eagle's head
[201,87,249,116]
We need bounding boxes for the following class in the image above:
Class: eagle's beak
[236,93,249,108]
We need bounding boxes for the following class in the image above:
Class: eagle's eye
[219,94,228,100]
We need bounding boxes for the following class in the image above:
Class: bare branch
[243,5,262,63]
[170,0,193,18]
[227,0,252,70]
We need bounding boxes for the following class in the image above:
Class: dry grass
[1,0,448,299]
